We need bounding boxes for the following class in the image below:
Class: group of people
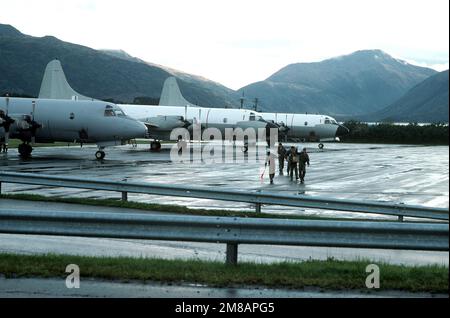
[265,142,310,184]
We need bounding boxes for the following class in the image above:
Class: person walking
[298,147,310,184]
[287,146,299,181]
[277,142,287,175]
[0,110,15,153]
[0,137,4,153]
[265,150,276,184]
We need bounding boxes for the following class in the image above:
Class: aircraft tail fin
[159,77,196,107]
[38,60,95,101]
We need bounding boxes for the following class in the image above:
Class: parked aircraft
[159,77,349,147]
[0,96,147,159]
[38,60,279,151]
[121,104,278,150]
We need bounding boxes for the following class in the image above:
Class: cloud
[0,0,448,89]
[405,60,449,72]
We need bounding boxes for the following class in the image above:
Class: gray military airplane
[0,96,147,159]
[38,59,190,150]
[38,60,279,151]
[159,77,349,148]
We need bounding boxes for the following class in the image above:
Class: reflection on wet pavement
[1,142,449,220]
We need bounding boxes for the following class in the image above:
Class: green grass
[0,253,447,293]
[0,193,385,222]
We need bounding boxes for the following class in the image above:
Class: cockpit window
[104,105,126,117]
[324,118,331,124]
[249,113,264,122]
[105,106,115,117]
[115,108,126,117]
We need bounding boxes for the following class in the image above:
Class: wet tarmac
[1,142,448,220]
[0,142,448,267]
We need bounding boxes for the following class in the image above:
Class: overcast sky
[1,0,448,89]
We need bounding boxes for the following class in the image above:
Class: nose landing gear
[95,150,106,160]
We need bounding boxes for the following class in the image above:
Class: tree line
[340,121,449,145]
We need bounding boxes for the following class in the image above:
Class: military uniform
[277,145,287,175]
[288,151,299,181]
[299,151,310,183]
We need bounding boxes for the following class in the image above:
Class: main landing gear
[95,150,106,160]
[150,141,162,152]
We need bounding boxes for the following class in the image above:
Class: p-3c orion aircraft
[159,77,349,148]
[38,60,279,151]
[0,96,147,159]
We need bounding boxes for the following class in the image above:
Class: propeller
[180,116,191,129]
[278,121,290,136]
[186,117,205,135]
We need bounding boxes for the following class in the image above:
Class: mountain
[0,24,238,107]
[238,50,437,117]
[1,23,444,117]
[368,70,449,123]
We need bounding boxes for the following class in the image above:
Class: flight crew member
[299,147,310,184]
[277,142,287,175]
[0,110,15,153]
[0,137,5,153]
[265,150,276,184]
[287,146,299,181]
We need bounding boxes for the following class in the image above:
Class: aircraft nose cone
[130,121,148,138]
[336,124,350,136]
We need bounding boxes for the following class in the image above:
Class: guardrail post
[0,181,2,195]
[226,243,238,265]
[121,178,128,201]
[398,215,404,222]
[255,203,261,213]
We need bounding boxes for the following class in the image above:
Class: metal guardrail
[0,210,448,265]
[0,172,448,221]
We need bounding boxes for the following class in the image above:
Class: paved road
[0,277,446,298]
[0,199,448,267]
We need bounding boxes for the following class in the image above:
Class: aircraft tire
[150,141,162,152]
[318,143,324,150]
[95,151,106,160]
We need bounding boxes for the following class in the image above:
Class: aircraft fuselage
[0,97,147,144]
